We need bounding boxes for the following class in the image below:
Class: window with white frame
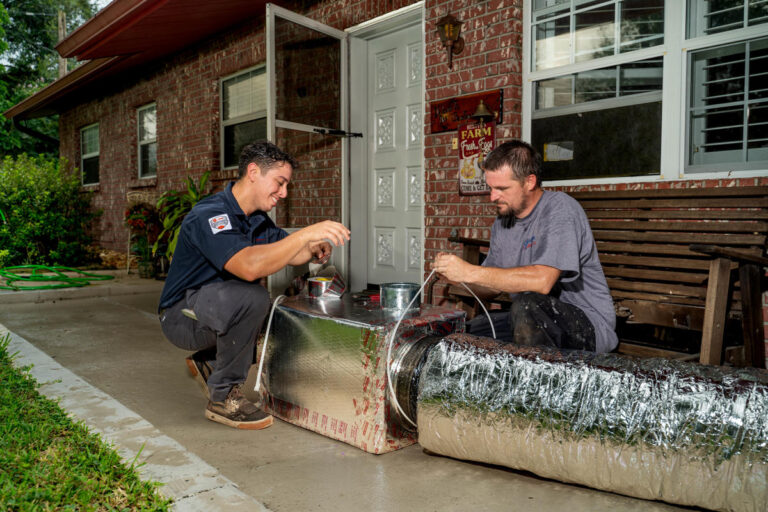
[526,1,768,181]
[80,123,99,185]
[221,66,267,169]
[137,103,157,178]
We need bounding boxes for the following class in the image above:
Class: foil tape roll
[416,333,768,512]
[307,272,346,298]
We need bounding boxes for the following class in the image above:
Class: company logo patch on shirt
[208,214,232,234]
[522,236,536,250]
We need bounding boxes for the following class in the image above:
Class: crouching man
[158,141,350,429]
[433,140,617,353]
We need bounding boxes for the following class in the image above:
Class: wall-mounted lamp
[436,14,464,70]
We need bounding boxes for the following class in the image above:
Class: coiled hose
[0,265,115,291]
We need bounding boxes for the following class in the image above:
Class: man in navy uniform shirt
[159,141,350,429]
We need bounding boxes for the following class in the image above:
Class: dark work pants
[467,292,596,351]
[159,280,270,402]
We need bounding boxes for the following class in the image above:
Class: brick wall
[60,20,268,251]
[424,0,523,301]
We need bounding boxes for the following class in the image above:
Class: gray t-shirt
[483,190,618,353]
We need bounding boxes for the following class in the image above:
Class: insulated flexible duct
[411,333,768,512]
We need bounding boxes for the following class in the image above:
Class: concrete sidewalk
[0,272,689,511]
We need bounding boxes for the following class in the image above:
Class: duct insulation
[416,333,768,512]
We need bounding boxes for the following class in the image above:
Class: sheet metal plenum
[416,333,768,512]
[261,295,465,454]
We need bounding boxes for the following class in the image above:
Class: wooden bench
[442,186,768,368]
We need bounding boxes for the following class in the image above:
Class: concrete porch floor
[0,273,692,511]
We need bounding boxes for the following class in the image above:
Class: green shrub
[0,155,99,267]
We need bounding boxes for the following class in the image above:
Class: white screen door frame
[266,3,350,292]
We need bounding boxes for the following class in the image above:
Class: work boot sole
[185,357,211,400]
[204,409,274,430]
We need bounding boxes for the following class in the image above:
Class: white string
[254,294,286,393]
[385,270,497,428]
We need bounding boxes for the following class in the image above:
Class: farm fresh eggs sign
[458,121,494,196]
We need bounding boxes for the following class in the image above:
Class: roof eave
[3,58,122,120]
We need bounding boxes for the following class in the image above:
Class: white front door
[349,8,424,290]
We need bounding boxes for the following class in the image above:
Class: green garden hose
[0,265,115,291]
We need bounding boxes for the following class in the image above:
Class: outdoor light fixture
[436,14,464,69]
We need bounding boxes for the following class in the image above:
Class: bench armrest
[689,244,768,267]
[448,235,490,248]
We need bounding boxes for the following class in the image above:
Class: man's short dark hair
[238,141,299,177]
[482,139,543,187]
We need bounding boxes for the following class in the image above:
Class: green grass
[0,333,172,511]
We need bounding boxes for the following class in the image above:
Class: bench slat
[570,186,768,200]
[586,210,768,220]
[603,267,709,284]
[599,254,719,270]
[606,278,707,299]
[617,342,699,361]
[596,241,764,257]
[580,198,768,209]
[611,290,706,306]
[590,220,768,233]
[593,230,766,245]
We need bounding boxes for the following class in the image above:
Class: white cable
[461,282,496,340]
[254,294,286,393]
[385,270,498,428]
[385,269,436,428]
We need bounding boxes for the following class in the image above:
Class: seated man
[158,141,350,429]
[433,140,617,353]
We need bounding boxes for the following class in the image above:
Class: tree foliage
[1,0,96,157]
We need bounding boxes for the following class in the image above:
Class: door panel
[367,23,423,285]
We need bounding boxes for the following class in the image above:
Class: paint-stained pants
[159,280,270,402]
[467,292,596,351]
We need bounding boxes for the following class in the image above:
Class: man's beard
[498,212,515,229]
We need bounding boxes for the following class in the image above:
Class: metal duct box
[259,295,465,454]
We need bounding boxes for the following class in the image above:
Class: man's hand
[433,252,474,284]
[300,220,350,248]
[309,241,332,264]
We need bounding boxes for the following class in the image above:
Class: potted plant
[131,234,155,278]
[124,203,160,278]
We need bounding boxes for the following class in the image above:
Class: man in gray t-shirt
[433,140,618,353]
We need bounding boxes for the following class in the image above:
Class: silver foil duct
[260,295,465,454]
[417,333,768,512]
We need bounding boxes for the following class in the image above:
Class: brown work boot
[185,349,215,400]
[205,384,273,430]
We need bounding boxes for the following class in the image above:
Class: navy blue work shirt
[158,182,287,311]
